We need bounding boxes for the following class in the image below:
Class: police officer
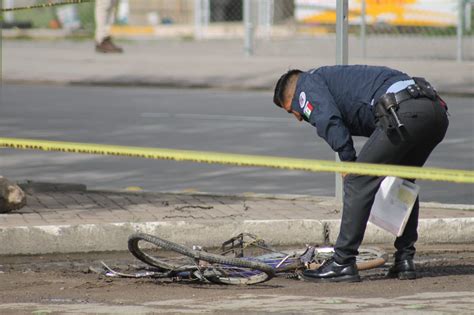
[273,65,449,282]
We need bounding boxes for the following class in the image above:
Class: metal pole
[457,0,464,62]
[203,0,210,27]
[258,0,273,39]
[336,0,349,65]
[267,0,275,39]
[244,0,254,56]
[335,0,348,203]
[194,0,202,40]
[465,0,471,31]
[361,0,367,59]
[194,0,209,40]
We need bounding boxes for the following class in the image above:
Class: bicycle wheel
[128,233,275,285]
[128,233,189,271]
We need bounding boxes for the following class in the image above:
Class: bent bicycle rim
[128,233,275,285]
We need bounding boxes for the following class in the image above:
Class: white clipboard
[369,176,420,237]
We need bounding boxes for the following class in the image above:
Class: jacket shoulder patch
[299,91,306,108]
[303,102,314,119]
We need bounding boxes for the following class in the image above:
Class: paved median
[0,183,473,255]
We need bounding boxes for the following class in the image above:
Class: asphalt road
[1,84,472,204]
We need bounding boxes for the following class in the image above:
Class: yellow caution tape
[0,137,472,184]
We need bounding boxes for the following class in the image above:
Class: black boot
[386,259,417,280]
[302,258,361,283]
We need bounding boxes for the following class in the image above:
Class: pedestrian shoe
[386,259,417,280]
[95,37,123,53]
[302,258,361,283]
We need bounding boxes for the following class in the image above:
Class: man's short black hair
[273,69,303,108]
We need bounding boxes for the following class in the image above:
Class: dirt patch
[0,244,473,313]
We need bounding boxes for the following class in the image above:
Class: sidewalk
[0,182,473,255]
[2,37,474,95]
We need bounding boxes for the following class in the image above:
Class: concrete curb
[0,219,325,255]
[1,217,473,255]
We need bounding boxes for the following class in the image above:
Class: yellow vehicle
[296,0,458,27]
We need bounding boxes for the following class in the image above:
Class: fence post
[203,0,210,28]
[466,1,472,31]
[360,0,367,58]
[457,0,465,62]
[244,0,254,56]
[258,0,274,39]
[335,0,348,203]
[194,0,209,40]
[194,0,202,39]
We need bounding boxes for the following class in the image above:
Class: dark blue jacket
[291,65,410,161]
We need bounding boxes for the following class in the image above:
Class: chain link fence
[2,0,473,60]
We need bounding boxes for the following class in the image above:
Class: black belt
[374,79,442,142]
[393,84,423,105]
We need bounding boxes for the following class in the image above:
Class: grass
[10,2,95,31]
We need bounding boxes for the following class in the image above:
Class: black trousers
[334,97,449,264]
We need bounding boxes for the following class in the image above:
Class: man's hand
[341,173,348,179]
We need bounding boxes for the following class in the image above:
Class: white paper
[369,176,420,237]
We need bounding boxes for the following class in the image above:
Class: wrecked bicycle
[94,233,387,285]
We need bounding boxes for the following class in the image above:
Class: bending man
[273,65,449,282]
